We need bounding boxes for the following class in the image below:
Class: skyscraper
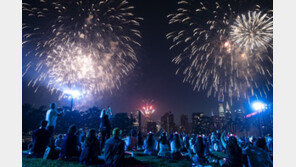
[218,90,225,117]
[146,121,157,133]
[179,114,189,133]
[192,112,204,134]
[161,111,176,133]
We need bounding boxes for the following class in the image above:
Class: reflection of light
[252,101,266,111]
[64,89,81,98]
[241,53,246,58]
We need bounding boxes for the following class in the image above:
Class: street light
[64,89,81,111]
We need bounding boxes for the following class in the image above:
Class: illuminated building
[161,111,176,134]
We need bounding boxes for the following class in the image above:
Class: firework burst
[140,99,155,119]
[230,11,273,52]
[23,0,142,100]
[167,0,273,104]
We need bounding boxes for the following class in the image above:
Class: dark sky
[22,0,272,124]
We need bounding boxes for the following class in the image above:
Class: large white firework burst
[167,0,273,104]
[230,11,273,52]
[23,0,142,100]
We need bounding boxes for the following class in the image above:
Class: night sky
[22,0,272,123]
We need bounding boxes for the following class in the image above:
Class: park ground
[23,155,193,167]
[22,151,226,166]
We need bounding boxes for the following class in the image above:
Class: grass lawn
[135,155,192,167]
[23,156,85,167]
[22,155,192,167]
[23,151,225,167]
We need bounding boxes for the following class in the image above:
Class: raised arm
[107,106,112,119]
[100,109,106,118]
[220,131,227,149]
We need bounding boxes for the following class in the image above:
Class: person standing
[99,106,112,152]
[45,103,64,148]
[45,103,64,137]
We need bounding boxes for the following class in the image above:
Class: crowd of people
[24,103,273,167]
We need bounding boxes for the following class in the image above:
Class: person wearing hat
[104,128,125,167]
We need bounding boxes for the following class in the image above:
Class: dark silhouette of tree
[111,113,135,136]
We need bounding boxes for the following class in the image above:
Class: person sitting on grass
[104,128,125,167]
[137,130,144,150]
[157,132,170,158]
[192,135,208,166]
[59,125,80,161]
[124,129,138,151]
[243,137,273,167]
[170,132,182,160]
[31,120,51,157]
[189,134,196,153]
[54,134,64,150]
[220,132,243,167]
[80,129,101,165]
[77,128,86,146]
[183,134,190,151]
[144,132,158,156]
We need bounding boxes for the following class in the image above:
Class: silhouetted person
[170,133,182,160]
[59,125,80,160]
[183,134,190,151]
[100,107,112,152]
[144,132,158,155]
[45,102,64,147]
[243,137,273,167]
[137,130,144,150]
[55,134,63,150]
[221,132,243,167]
[157,132,170,158]
[192,136,208,165]
[104,128,125,167]
[124,129,137,151]
[31,120,51,157]
[77,128,86,145]
[80,129,101,165]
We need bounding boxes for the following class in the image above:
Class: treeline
[22,104,136,136]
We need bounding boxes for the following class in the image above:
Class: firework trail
[167,0,273,104]
[23,0,142,101]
